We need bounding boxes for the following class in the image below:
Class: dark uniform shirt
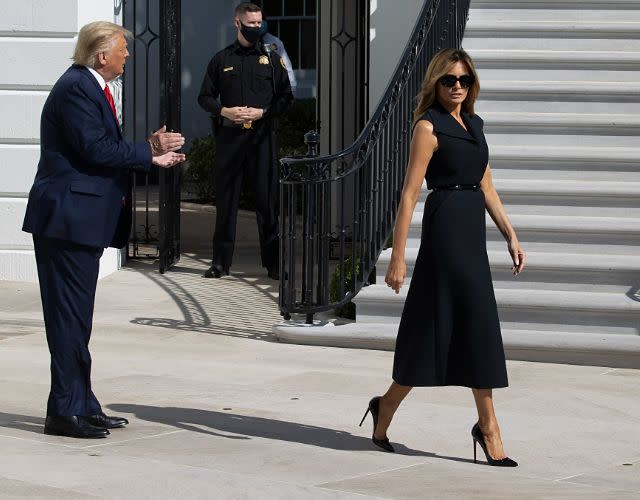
[198,40,293,120]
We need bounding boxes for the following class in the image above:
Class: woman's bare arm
[385,120,437,293]
[480,163,526,275]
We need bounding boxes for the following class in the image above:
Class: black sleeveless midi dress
[392,103,508,389]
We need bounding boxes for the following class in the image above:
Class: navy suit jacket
[23,65,152,249]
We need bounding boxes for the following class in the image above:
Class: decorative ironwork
[123,0,161,259]
[123,0,182,273]
[279,0,471,321]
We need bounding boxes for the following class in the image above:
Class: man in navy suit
[22,21,186,439]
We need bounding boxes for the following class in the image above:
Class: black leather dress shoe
[81,412,129,429]
[44,415,109,439]
[204,264,229,278]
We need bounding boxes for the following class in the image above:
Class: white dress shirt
[85,65,107,90]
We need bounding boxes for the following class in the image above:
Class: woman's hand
[385,256,407,294]
[508,238,526,276]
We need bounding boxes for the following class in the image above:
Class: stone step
[465,38,640,53]
[272,321,640,369]
[405,206,640,245]
[471,49,640,70]
[486,133,638,149]
[466,19,640,40]
[475,100,640,116]
[487,144,640,169]
[478,67,640,82]
[480,112,640,136]
[374,243,640,286]
[492,175,640,206]
[353,283,640,337]
[480,79,640,102]
[356,281,640,311]
[492,169,640,182]
[470,2,640,12]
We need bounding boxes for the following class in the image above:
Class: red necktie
[103,84,117,119]
[104,84,124,206]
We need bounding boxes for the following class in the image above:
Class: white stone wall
[0,0,121,282]
[369,0,425,115]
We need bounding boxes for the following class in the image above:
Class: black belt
[222,117,254,129]
[431,184,479,192]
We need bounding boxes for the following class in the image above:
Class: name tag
[223,66,234,72]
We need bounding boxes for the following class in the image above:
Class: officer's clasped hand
[222,106,264,124]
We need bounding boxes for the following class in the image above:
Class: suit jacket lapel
[75,65,122,137]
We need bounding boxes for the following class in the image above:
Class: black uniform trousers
[212,121,279,269]
[33,235,103,417]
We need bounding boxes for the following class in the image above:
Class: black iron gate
[123,0,182,273]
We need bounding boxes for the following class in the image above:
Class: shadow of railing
[125,254,281,342]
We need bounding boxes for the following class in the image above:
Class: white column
[0,0,121,282]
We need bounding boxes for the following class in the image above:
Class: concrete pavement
[1,207,639,499]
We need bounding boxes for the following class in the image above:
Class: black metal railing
[279,0,470,322]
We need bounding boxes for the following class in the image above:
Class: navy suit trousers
[33,235,103,416]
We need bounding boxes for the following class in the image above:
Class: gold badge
[242,121,253,129]
[223,66,234,72]
[280,57,286,70]
[259,55,269,65]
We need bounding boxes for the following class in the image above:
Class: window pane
[262,0,282,17]
[305,0,316,16]
[284,0,303,16]
[300,20,315,69]
[279,19,299,69]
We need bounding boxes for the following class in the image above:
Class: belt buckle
[242,121,253,130]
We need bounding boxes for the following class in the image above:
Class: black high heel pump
[471,423,518,467]
[359,396,395,453]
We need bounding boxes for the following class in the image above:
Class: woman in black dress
[360,49,526,466]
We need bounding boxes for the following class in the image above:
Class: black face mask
[240,23,262,45]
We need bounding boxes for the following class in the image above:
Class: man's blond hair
[73,21,132,68]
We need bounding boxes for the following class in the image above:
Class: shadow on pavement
[0,412,45,435]
[125,254,282,342]
[107,403,474,463]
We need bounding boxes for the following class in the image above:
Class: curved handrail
[282,1,448,169]
[279,0,471,320]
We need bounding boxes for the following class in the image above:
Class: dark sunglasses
[439,74,474,89]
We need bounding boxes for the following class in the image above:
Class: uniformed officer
[198,2,293,279]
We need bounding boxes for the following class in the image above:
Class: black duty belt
[222,117,254,129]
[431,184,480,192]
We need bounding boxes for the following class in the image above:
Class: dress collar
[430,102,478,143]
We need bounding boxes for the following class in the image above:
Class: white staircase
[274,0,640,367]
[351,0,640,363]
